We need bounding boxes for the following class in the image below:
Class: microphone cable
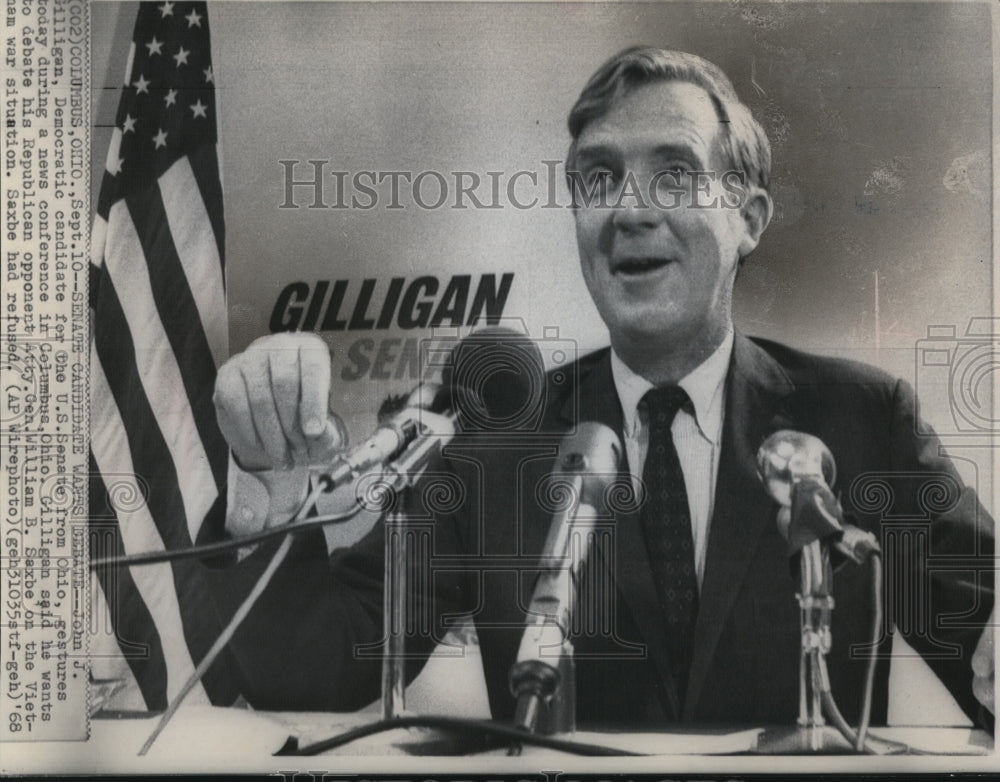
[814,550,884,754]
[855,550,883,751]
[137,476,358,755]
[277,714,645,757]
[89,474,363,570]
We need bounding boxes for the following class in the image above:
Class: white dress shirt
[610,330,734,591]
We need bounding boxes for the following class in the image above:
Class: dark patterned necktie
[639,386,699,704]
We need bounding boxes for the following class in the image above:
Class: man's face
[572,80,765,355]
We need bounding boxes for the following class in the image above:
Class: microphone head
[557,421,622,475]
[556,421,623,508]
[443,327,548,432]
[756,430,836,508]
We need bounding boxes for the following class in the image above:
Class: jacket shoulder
[746,335,899,389]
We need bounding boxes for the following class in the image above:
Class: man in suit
[211,48,994,729]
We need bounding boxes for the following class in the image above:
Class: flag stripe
[187,143,226,269]
[158,156,228,365]
[90,216,107,268]
[89,258,104,311]
[91,280,235,703]
[90,354,208,706]
[124,179,227,489]
[193,491,227,547]
[105,128,123,176]
[96,171,118,223]
[89,571,149,712]
[123,41,136,87]
[104,198,219,537]
[88,451,169,711]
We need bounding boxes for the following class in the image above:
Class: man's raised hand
[214,332,346,471]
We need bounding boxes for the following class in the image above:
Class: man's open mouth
[613,257,673,275]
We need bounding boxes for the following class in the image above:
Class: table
[2,705,993,776]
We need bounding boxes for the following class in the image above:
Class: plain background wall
[90,1,995,725]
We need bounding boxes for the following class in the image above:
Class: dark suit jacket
[210,333,994,730]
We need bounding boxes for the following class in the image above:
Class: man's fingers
[306,416,348,465]
[242,362,291,467]
[215,332,339,470]
[298,339,333,439]
[215,361,270,469]
[268,348,309,459]
[215,404,267,470]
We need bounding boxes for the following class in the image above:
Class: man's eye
[661,164,691,178]
[585,168,615,186]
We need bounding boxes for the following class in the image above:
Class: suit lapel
[682,333,794,718]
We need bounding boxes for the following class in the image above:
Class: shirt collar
[611,328,734,445]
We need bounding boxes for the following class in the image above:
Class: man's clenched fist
[214,332,346,471]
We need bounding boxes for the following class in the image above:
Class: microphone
[320,328,547,490]
[509,422,623,734]
[756,430,880,566]
[320,382,448,490]
[445,326,548,433]
[755,431,892,755]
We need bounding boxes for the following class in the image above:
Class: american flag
[89,1,237,709]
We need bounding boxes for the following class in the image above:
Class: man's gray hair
[566,47,772,192]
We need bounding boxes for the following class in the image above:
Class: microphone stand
[797,538,834,751]
[382,501,408,719]
[507,423,624,737]
[508,471,585,735]
[753,432,912,755]
[755,482,903,754]
[758,533,905,755]
[377,420,456,721]
[756,536,852,754]
[317,410,458,723]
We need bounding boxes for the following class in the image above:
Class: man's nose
[611,188,662,232]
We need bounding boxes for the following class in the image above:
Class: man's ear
[737,187,773,258]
